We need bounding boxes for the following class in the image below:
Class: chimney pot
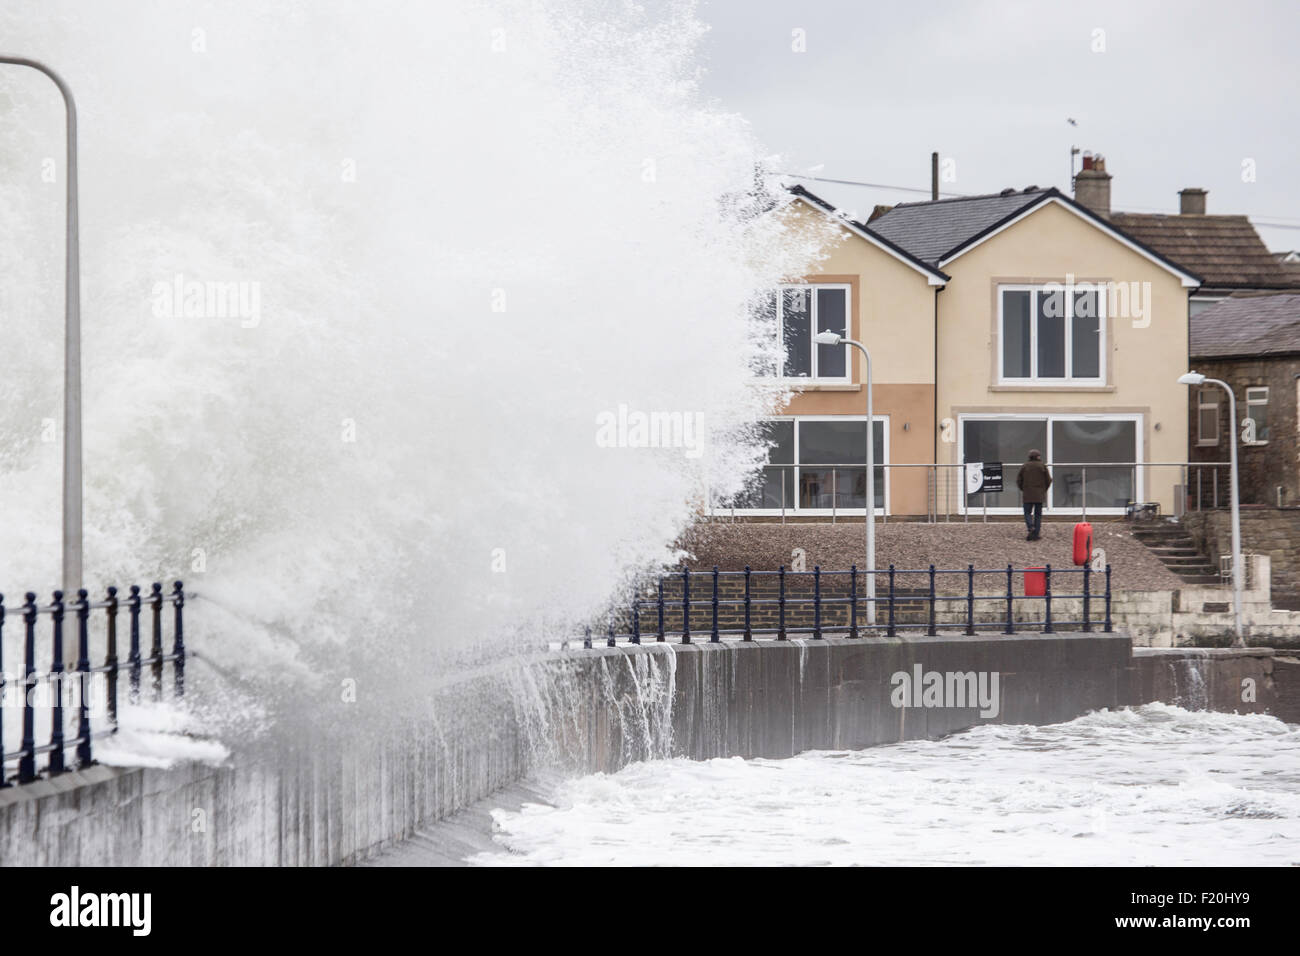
[1179,188,1207,215]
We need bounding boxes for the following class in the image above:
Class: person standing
[1016,450,1052,541]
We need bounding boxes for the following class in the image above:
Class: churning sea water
[470,705,1300,866]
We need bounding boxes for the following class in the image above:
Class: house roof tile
[1109,213,1300,290]
[867,188,1052,265]
[1189,293,1300,358]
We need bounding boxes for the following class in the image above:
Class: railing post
[1082,563,1092,632]
[128,585,142,703]
[0,593,5,788]
[743,566,752,641]
[632,597,641,645]
[656,577,665,642]
[1104,565,1113,633]
[777,565,787,641]
[681,566,691,645]
[105,586,119,724]
[813,566,822,639]
[965,564,975,636]
[927,564,937,636]
[75,588,93,768]
[172,581,185,697]
[711,566,720,643]
[607,606,615,647]
[150,583,163,700]
[583,626,592,650]
[1005,564,1015,635]
[849,565,859,639]
[887,565,896,637]
[19,593,38,783]
[48,590,66,775]
[1043,564,1053,634]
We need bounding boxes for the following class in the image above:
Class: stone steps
[1131,522,1224,585]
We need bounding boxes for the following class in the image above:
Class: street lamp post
[0,56,81,595]
[1178,371,1244,646]
[815,331,875,624]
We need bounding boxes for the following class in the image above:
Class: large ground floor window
[719,416,888,514]
[960,414,1141,513]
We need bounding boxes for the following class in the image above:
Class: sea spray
[0,0,835,744]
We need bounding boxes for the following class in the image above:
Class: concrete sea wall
[0,634,1294,866]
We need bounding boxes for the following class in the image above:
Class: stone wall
[1129,647,1291,716]
[1183,507,1300,608]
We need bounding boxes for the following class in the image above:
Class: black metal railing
[0,581,186,788]
[582,564,1111,647]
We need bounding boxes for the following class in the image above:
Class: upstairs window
[758,284,850,381]
[1197,388,1220,446]
[999,285,1105,385]
[1244,387,1269,443]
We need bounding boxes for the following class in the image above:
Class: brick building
[1187,293,1300,507]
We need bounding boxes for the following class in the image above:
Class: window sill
[787,382,861,392]
[1195,440,1221,447]
[990,384,1115,393]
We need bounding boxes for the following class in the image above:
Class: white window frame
[1197,388,1220,446]
[1245,386,1269,445]
[774,283,852,383]
[709,414,889,516]
[956,412,1143,515]
[996,283,1107,386]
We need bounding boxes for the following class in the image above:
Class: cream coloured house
[721,183,1201,519]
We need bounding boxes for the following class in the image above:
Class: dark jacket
[1017,459,1052,504]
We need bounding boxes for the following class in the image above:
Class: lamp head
[1178,371,1206,386]
[813,331,844,346]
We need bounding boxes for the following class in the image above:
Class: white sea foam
[471,705,1300,866]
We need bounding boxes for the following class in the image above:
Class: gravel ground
[678,520,1183,592]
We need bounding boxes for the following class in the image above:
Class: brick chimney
[1073,152,1111,218]
[1179,188,1207,215]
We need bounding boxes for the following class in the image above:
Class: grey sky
[695,0,1299,250]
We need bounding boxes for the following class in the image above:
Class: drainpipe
[934,286,942,511]
[933,288,939,464]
